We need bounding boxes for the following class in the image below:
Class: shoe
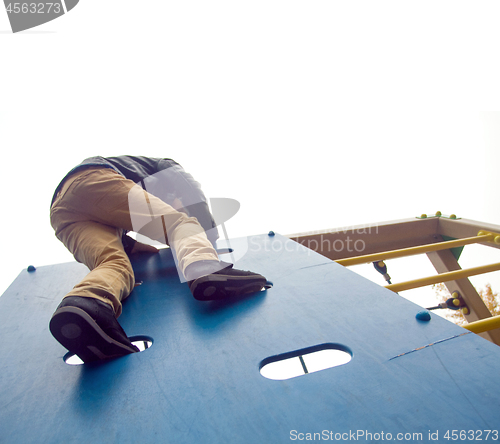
[49,296,139,363]
[187,261,271,301]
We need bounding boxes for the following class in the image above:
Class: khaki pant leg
[52,220,134,317]
[127,183,219,275]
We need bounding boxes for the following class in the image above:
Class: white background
[1,1,500,314]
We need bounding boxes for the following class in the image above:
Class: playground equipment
[1,215,499,442]
[290,213,500,345]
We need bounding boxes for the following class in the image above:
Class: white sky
[1,1,500,317]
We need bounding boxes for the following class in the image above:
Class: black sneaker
[187,262,271,301]
[49,296,139,363]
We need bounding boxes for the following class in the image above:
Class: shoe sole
[49,307,138,363]
[190,274,271,301]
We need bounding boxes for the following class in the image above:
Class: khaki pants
[50,167,219,317]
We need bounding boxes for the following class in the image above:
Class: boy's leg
[48,219,139,362]
[140,160,220,247]
[50,169,145,361]
[52,220,135,317]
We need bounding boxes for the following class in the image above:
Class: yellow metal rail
[384,262,500,293]
[335,233,496,267]
[463,315,500,334]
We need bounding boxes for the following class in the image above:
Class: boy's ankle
[184,260,232,282]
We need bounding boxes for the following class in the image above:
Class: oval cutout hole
[63,335,154,366]
[260,343,352,380]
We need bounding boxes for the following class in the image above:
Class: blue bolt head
[27,265,36,272]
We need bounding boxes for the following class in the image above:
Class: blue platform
[1,233,499,443]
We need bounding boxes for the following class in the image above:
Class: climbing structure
[289,214,500,345]
[1,221,499,443]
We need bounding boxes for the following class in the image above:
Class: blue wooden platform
[1,233,499,443]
